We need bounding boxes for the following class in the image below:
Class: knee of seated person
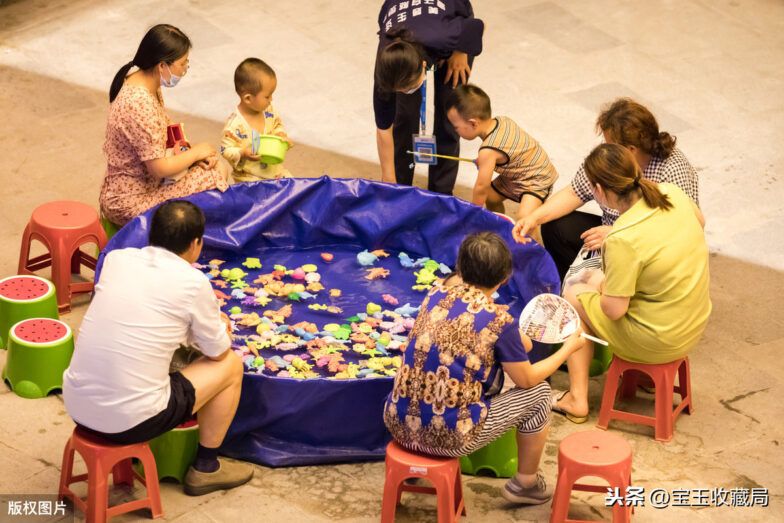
[215,350,243,380]
[227,350,244,379]
[562,286,580,307]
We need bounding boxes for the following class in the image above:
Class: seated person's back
[64,244,226,434]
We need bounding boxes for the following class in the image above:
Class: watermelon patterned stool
[3,318,74,398]
[460,429,517,478]
[139,419,200,483]
[0,275,58,349]
[18,200,108,313]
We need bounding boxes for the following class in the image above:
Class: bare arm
[512,185,585,243]
[205,313,234,361]
[568,281,630,321]
[144,142,215,179]
[502,333,586,388]
[376,127,396,183]
[472,149,500,206]
[692,201,706,228]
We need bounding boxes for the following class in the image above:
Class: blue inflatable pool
[97,176,560,466]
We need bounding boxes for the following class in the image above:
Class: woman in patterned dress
[384,232,587,505]
[100,24,229,226]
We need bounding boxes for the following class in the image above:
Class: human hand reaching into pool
[220,312,233,338]
[512,214,540,244]
[580,226,611,251]
[444,51,471,88]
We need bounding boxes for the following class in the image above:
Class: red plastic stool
[18,201,107,313]
[550,430,633,523]
[597,356,693,442]
[381,441,466,523]
[58,428,163,523]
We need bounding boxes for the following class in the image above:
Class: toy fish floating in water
[398,252,414,268]
[356,250,378,266]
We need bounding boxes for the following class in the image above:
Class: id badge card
[411,65,436,165]
[412,134,437,165]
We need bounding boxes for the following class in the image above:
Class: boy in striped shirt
[446,84,558,242]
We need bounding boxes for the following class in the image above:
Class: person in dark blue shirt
[374,0,484,195]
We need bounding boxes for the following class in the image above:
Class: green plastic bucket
[258,135,289,165]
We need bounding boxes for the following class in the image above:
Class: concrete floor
[1,1,782,521]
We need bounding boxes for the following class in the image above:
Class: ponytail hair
[596,98,676,159]
[109,23,192,103]
[584,143,673,211]
[375,28,425,92]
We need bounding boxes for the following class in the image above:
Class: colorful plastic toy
[366,268,390,280]
[382,294,399,306]
[242,257,262,269]
[398,252,414,268]
[357,250,378,266]
[366,302,382,315]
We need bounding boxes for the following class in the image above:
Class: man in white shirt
[63,200,253,496]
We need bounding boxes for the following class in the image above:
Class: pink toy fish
[291,268,306,280]
[382,294,399,306]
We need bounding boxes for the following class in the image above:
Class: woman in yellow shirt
[556,143,710,421]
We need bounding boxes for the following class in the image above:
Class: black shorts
[77,372,196,445]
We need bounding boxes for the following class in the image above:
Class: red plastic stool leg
[549,468,575,522]
[112,459,135,487]
[654,366,676,442]
[17,224,32,274]
[678,359,694,414]
[380,459,403,523]
[597,361,623,430]
[85,453,109,523]
[137,450,164,518]
[434,477,457,523]
[620,370,640,399]
[58,437,75,499]
[453,466,466,516]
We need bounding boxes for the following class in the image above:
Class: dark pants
[542,211,602,282]
[392,61,470,195]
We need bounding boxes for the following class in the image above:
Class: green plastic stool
[3,318,73,398]
[139,421,200,483]
[0,276,58,349]
[553,342,613,377]
[101,214,121,240]
[95,215,121,257]
[590,343,613,377]
[460,429,518,478]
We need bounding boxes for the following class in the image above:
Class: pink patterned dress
[99,84,228,225]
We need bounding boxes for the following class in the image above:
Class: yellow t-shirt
[578,183,711,363]
[220,105,291,182]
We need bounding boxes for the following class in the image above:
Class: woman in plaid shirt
[512,98,700,280]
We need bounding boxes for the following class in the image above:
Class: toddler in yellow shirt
[221,58,292,182]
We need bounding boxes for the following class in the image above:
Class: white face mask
[160,63,182,88]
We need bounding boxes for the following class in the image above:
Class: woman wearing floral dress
[100,24,229,225]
